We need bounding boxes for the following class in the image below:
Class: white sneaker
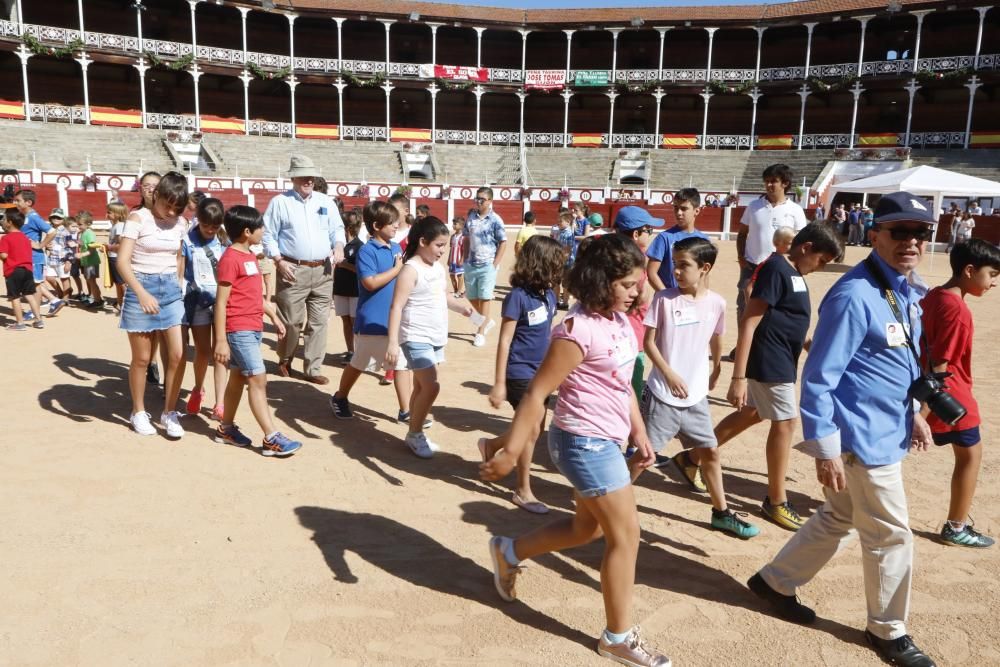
[473,333,486,347]
[160,411,185,439]
[482,319,496,337]
[405,432,434,459]
[130,411,156,436]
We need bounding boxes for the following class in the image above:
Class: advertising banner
[525,70,566,90]
[419,64,489,81]
[574,70,609,87]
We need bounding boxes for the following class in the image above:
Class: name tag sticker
[673,307,699,327]
[886,322,906,347]
[790,275,807,292]
[613,337,635,368]
[526,305,548,326]
[318,207,328,215]
[244,261,260,276]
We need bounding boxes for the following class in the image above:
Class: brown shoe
[276,360,291,377]
[304,374,329,385]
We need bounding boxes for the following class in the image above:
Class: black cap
[873,191,936,226]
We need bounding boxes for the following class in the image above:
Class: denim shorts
[119,271,184,333]
[227,330,265,377]
[547,424,631,498]
[401,341,445,370]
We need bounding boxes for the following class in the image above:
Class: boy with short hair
[15,189,64,316]
[44,208,70,312]
[921,238,1000,548]
[641,236,758,538]
[646,187,708,291]
[76,212,103,309]
[514,211,537,256]
[691,223,843,530]
[555,210,575,309]
[213,205,302,457]
[0,210,43,330]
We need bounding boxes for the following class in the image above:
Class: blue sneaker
[47,299,66,317]
[330,394,353,419]
[22,310,34,321]
[214,423,252,447]
[262,431,302,457]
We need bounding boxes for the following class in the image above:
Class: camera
[909,372,967,425]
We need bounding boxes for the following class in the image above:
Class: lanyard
[864,255,923,374]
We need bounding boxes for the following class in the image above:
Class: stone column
[974,7,991,67]
[704,27,718,83]
[796,84,811,149]
[429,83,438,144]
[607,91,618,145]
[848,80,864,149]
[903,78,920,147]
[563,29,575,80]
[474,85,484,145]
[754,26,766,81]
[964,75,982,149]
[191,64,202,131]
[382,81,393,141]
[334,78,346,141]
[239,69,251,135]
[77,53,91,125]
[803,22,817,76]
[653,87,665,148]
[561,89,573,147]
[16,45,29,122]
[748,86,762,149]
[700,88,713,149]
[135,58,148,129]
[474,27,486,68]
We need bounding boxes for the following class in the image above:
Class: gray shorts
[746,380,798,421]
[640,388,718,452]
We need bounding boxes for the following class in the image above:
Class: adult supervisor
[263,155,345,384]
[748,191,938,667]
[463,186,506,347]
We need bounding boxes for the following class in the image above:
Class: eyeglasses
[877,225,933,242]
[475,197,489,204]
[638,225,653,235]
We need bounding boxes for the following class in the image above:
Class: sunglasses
[876,225,933,242]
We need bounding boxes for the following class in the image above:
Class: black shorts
[6,266,36,298]
[505,377,552,410]
[108,257,124,285]
[69,260,80,278]
[932,426,981,448]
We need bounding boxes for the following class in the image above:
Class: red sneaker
[186,388,205,415]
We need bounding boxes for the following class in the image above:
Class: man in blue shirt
[748,192,938,667]
[263,155,345,383]
[462,186,506,347]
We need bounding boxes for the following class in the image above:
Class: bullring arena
[3,0,1000,665]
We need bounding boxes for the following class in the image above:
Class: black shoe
[652,453,672,469]
[146,362,161,385]
[747,573,816,624]
[864,631,936,667]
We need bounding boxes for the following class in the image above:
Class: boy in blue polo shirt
[329,200,413,421]
[645,188,707,291]
[15,189,64,317]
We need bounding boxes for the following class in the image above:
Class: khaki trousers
[760,455,913,640]
[274,262,333,377]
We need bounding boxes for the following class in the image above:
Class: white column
[855,15,873,77]
[796,84,810,149]
[748,86,762,149]
[287,14,297,71]
[903,78,920,147]
[517,91,527,148]
[17,45,30,122]
[519,28,530,80]
[700,88,713,149]
[561,89,573,147]
[609,28,622,82]
[334,78,346,141]
[14,0,23,30]
[188,0,199,58]
[237,6,249,64]
[964,75,983,149]
[135,58,148,129]
[429,83,438,143]
[77,0,85,37]
[653,87,665,147]
[974,7,991,67]
[429,24,441,66]
[803,22,817,76]
[379,19,395,69]
[474,27,486,68]
[382,81,393,141]
[910,10,932,71]
[333,18,345,65]
[474,85,484,145]
[239,69,251,135]
[288,75,297,139]
[135,1,144,53]
[563,29,575,79]
[191,64,202,131]
[753,26,766,81]
[607,91,617,145]
[656,28,670,77]
[77,54,91,125]
[848,80,864,149]
[704,27,718,82]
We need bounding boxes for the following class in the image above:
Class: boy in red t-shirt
[0,210,43,330]
[921,238,1000,548]
[213,205,302,457]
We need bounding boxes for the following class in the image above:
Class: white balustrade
[700,134,752,149]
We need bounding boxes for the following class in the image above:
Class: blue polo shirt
[645,225,708,288]
[21,210,51,266]
[355,238,401,336]
[501,286,558,380]
[799,252,923,466]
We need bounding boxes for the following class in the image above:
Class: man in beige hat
[262,155,345,383]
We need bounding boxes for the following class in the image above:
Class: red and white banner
[419,64,488,81]
[525,70,566,90]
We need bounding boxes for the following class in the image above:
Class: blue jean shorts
[119,271,184,333]
[401,341,445,370]
[547,424,631,498]
[464,262,497,300]
[227,330,265,377]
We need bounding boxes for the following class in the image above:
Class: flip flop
[477,437,488,463]
[512,492,549,515]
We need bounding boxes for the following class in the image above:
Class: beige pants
[274,262,333,377]
[760,455,912,641]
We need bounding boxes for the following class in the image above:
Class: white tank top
[400,257,448,346]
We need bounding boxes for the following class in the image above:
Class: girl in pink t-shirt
[480,234,671,666]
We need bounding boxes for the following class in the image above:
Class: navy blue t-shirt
[746,256,811,383]
[333,236,362,297]
[502,286,557,380]
[355,238,401,335]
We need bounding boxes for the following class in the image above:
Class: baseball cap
[588,213,604,227]
[49,207,66,220]
[873,191,936,226]
[613,206,664,231]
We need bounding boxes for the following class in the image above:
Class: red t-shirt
[0,231,33,277]
[217,247,264,333]
[920,287,979,432]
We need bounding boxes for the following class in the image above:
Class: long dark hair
[404,216,449,262]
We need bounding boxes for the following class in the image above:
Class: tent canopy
[828,165,1000,207]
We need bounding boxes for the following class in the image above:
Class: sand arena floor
[2,241,998,666]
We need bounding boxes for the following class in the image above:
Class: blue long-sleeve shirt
[262,190,345,261]
[799,251,923,466]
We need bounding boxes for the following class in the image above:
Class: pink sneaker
[597,627,672,667]
[186,388,205,415]
[211,404,225,421]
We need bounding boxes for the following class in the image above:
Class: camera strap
[863,255,923,372]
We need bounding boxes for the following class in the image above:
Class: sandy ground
[2,240,998,667]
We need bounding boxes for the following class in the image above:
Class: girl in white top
[116,171,190,439]
[386,216,475,458]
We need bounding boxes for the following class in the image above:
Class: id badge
[790,275,807,293]
[193,254,214,284]
[613,336,635,369]
[526,304,548,326]
[673,306,699,327]
[885,322,906,347]
[244,260,260,276]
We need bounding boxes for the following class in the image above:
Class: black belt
[283,257,326,267]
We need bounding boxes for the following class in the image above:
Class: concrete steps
[0,121,173,174]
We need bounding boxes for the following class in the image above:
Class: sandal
[511,492,549,515]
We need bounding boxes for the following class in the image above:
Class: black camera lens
[926,391,967,426]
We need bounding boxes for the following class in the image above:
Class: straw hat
[286,155,322,178]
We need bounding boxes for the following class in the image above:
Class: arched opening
[525,31,567,70]
[295,83,340,126]
[436,89,476,132]
[483,29,522,69]
[617,29,660,70]
[198,73,243,120]
[296,17,339,61]
[246,10,289,57]
[568,92,611,134]
[195,2,241,52]
[570,30,613,70]
[342,20,387,64]
[248,77,290,123]
[612,93,656,135]
[480,92,519,133]
[390,87,431,129]
[524,92,564,133]
[390,23,431,64]
[436,26,477,67]
[662,28,709,69]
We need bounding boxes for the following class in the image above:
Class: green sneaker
[711,508,759,539]
[940,522,994,548]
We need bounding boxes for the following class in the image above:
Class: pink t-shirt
[551,306,637,443]
[121,208,186,274]
[643,288,726,407]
